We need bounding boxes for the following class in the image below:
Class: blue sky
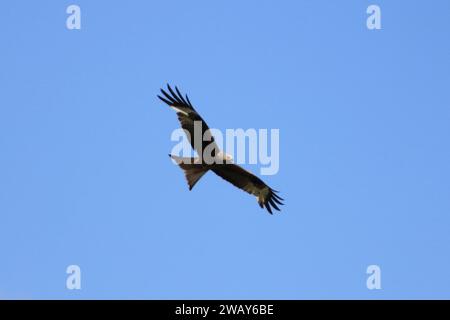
[0,1,449,299]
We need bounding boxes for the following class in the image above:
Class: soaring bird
[158,84,284,214]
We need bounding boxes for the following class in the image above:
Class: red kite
[158,84,283,214]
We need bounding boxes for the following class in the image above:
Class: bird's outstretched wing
[211,164,284,214]
[158,84,219,159]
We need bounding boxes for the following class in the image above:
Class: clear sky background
[1,1,449,299]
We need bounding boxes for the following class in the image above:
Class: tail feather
[169,155,208,190]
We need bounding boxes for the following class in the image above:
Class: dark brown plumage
[158,84,284,214]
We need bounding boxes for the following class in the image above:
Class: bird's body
[158,85,284,214]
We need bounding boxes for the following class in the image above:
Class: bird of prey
[158,84,284,214]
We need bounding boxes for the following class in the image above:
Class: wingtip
[264,202,273,214]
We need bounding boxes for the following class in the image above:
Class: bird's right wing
[158,84,219,159]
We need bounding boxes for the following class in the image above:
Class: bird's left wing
[211,164,284,214]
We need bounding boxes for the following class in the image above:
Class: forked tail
[169,155,209,190]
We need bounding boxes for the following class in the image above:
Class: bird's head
[216,151,233,164]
